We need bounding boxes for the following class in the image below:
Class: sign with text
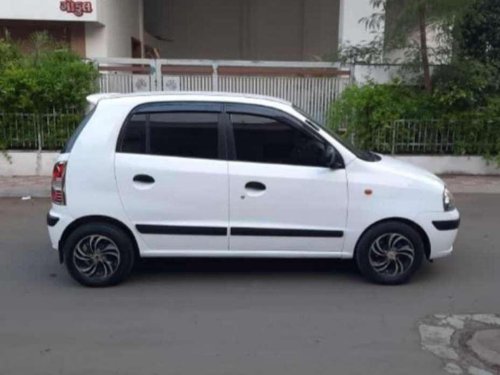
[60,0,93,17]
[0,0,97,22]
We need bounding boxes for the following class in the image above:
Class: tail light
[51,161,67,205]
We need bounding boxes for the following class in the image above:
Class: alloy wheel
[368,233,416,277]
[72,235,121,281]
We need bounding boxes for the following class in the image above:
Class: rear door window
[118,104,222,160]
[149,112,218,159]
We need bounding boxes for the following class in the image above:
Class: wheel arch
[353,217,431,260]
[58,215,140,264]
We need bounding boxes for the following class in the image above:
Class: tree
[341,0,472,92]
[457,0,500,65]
[430,0,500,109]
[417,2,432,92]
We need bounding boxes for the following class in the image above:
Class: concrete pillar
[139,0,145,58]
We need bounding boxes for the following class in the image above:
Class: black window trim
[116,101,227,161]
[116,101,344,167]
[223,103,338,167]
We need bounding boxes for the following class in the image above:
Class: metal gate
[94,58,351,124]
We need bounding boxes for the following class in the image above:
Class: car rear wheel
[355,221,424,285]
[63,223,135,287]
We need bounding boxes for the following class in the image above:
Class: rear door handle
[245,181,266,191]
[133,174,155,184]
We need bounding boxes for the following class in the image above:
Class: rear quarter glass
[61,105,96,153]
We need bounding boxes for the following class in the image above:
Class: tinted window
[293,105,381,162]
[230,114,327,167]
[121,114,147,154]
[120,112,219,159]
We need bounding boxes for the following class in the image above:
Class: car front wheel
[355,221,425,285]
[63,223,135,287]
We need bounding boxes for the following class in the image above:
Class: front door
[114,102,229,253]
[226,105,348,253]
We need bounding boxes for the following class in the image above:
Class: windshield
[293,106,381,162]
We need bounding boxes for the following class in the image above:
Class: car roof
[87,91,293,109]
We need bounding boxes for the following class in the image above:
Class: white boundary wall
[393,156,500,176]
[0,152,59,177]
[1,152,499,177]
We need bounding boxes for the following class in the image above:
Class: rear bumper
[47,213,60,227]
[47,210,73,250]
[47,210,74,264]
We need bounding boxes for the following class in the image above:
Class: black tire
[63,222,135,287]
[355,221,424,285]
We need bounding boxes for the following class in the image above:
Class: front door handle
[245,181,266,191]
[133,174,155,184]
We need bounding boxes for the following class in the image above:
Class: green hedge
[0,34,98,114]
[328,82,500,160]
[0,33,96,153]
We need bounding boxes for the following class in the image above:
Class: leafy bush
[328,82,437,149]
[0,33,98,113]
[331,0,500,160]
[327,81,500,159]
[0,33,98,154]
[457,0,500,65]
[432,60,499,110]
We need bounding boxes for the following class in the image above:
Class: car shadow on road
[131,257,363,283]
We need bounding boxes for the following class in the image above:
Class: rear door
[226,104,348,253]
[114,102,229,254]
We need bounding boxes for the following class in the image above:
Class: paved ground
[443,175,500,194]
[0,194,499,375]
[1,175,500,197]
[0,176,51,198]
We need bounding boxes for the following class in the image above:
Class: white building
[0,0,377,60]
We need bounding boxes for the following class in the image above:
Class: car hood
[373,154,445,189]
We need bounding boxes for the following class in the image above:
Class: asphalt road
[0,194,499,375]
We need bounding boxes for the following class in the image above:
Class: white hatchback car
[47,92,460,287]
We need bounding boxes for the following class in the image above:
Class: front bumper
[433,218,460,231]
[417,209,460,259]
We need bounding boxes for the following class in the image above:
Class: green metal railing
[351,119,500,155]
[0,111,82,151]
[1,111,499,156]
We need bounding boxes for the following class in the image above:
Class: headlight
[443,187,455,211]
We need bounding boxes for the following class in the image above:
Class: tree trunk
[418,2,432,93]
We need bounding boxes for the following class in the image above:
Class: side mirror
[324,145,344,169]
